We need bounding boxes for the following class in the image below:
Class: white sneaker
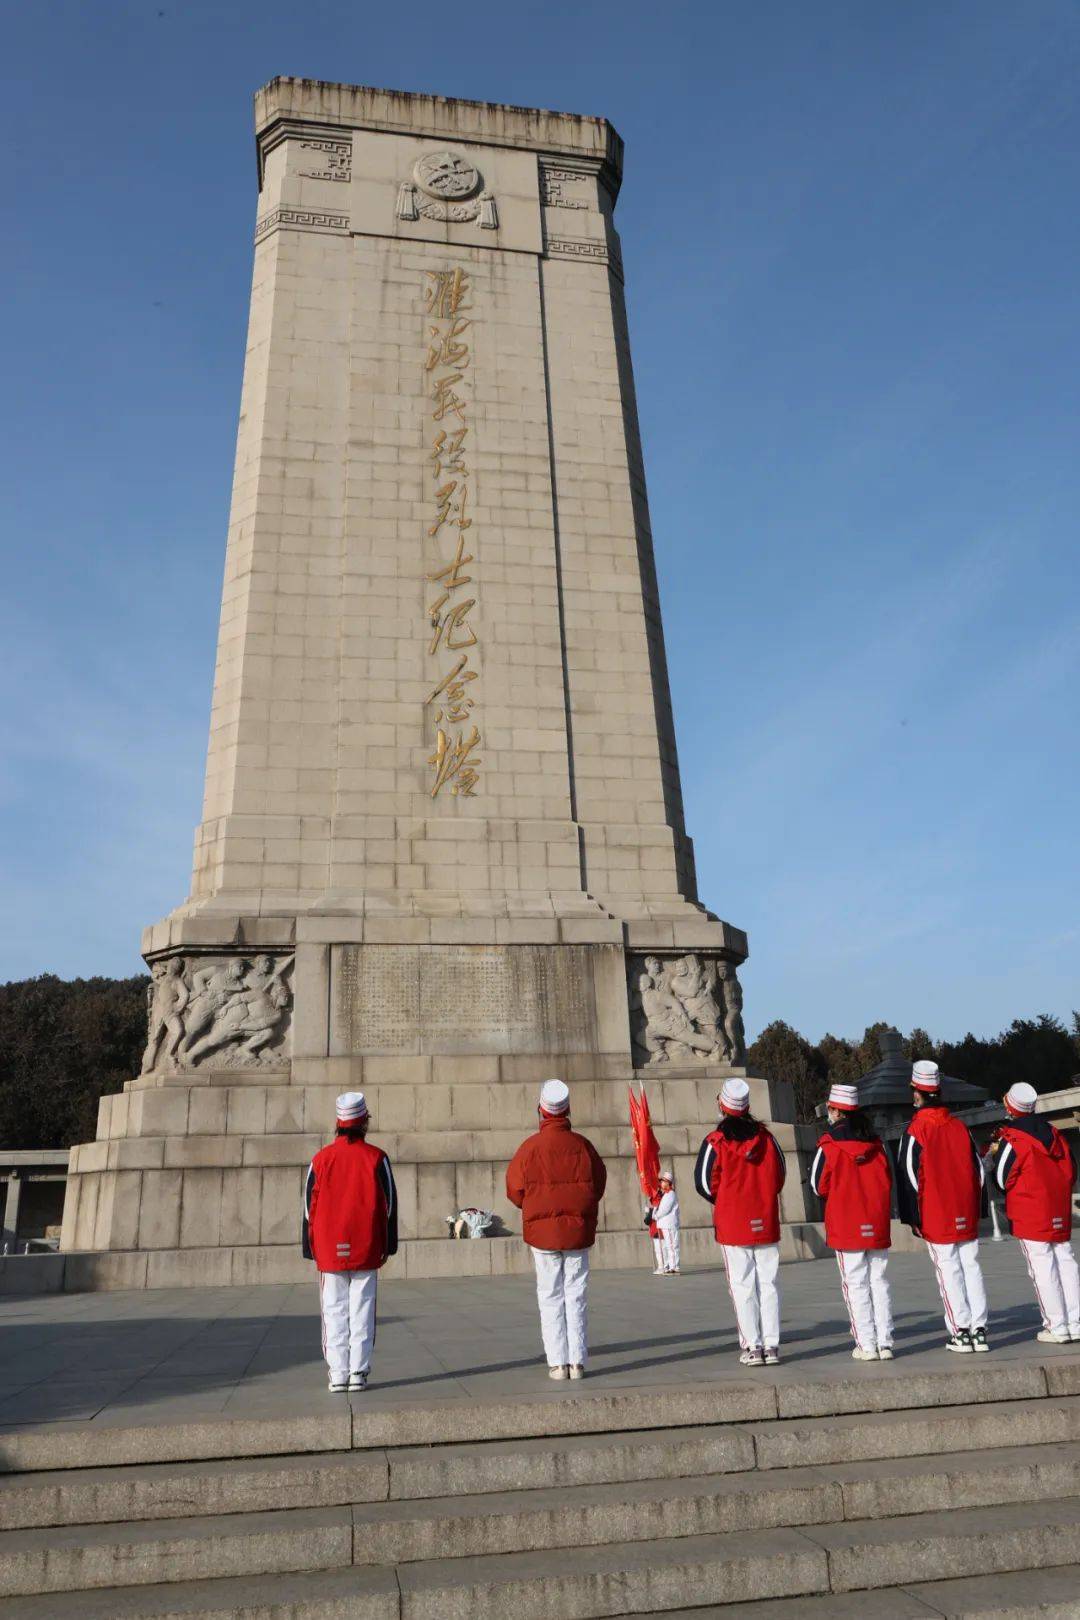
[328,1378,349,1393]
[348,1371,368,1392]
[568,1364,585,1380]
[877,1346,894,1360]
[764,1346,780,1365]
[852,1347,878,1361]
[1070,1328,1080,1342]
[740,1348,765,1366]
[653,1269,666,1276]
[1037,1329,1071,1345]
[548,1364,569,1380]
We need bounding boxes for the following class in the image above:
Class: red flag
[628,1083,662,1203]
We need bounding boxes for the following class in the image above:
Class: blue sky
[2,0,1078,1043]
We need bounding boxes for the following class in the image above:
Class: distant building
[1,1151,69,1253]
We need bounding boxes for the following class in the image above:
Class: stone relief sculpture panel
[141,954,294,1072]
[629,953,746,1068]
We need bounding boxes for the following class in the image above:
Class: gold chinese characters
[423,268,481,797]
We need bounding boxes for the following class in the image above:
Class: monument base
[62,906,800,1285]
[60,1050,818,1286]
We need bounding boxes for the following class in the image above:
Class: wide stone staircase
[1,1358,1079,1617]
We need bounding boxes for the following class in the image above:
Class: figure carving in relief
[182,955,293,1065]
[140,958,189,1074]
[635,955,721,1065]
[139,954,294,1071]
[718,959,747,1065]
[177,960,247,1060]
[669,955,723,1049]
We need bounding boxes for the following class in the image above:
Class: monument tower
[62,80,813,1285]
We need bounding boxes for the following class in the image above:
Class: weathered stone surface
[0,1505,353,1597]
[800,1496,1080,1593]
[0,1451,389,1531]
[751,1395,1080,1470]
[0,1413,350,1475]
[395,1527,828,1620]
[774,1361,1048,1419]
[387,1423,754,1501]
[0,1566,400,1619]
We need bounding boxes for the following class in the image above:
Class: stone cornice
[254,77,623,201]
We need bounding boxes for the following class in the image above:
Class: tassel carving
[478,191,498,230]
[396,182,419,222]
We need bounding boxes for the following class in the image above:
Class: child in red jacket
[988,1082,1079,1344]
[303,1092,398,1393]
[896,1061,989,1354]
[811,1083,894,1360]
[694,1078,786,1366]
[506,1079,607,1381]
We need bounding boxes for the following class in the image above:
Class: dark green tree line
[750,1013,1080,1123]
[0,974,149,1148]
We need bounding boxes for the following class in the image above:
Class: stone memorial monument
[61,79,816,1286]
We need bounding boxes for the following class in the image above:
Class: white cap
[336,1091,369,1123]
[1004,1082,1038,1116]
[719,1078,750,1115]
[911,1060,940,1094]
[659,1166,675,1183]
[539,1078,570,1116]
[828,1083,860,1112]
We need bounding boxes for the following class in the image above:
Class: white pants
[926,1238,988,1333]
[653,1227,680,1271]
[721,1243,781,1350]
[319,1269,378,1383]
[836,1249,893,1351]
[531,1247,589,1367]
[1018,1238,1080,1335]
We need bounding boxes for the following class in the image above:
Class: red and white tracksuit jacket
[895,1105,985,1243]
[694,1123,786,1245]
[811,1121,894,1352]
[897,1103,988,1336]
[991,1115,1079,1337]
[810,1126,892,1251]
[992,1117,1075,1242]
[695,1121,786,1351]
[302,1135,398,1272]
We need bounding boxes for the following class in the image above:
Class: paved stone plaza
[0,1243,1071,1431]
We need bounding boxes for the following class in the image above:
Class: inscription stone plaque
[331,945,599,1055]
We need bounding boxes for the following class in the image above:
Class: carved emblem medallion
[414,150,480,200]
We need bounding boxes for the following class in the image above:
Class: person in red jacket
[302,1091,398,1393]
[811,1083,894,1360]
[987,1082,1079,1344]
[694,1077,786,1366]
[506,1078,607,1380]
[896,1060,988,1354]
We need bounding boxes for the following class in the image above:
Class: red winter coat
[993,1118,1075,1242]
[694,1123,786,1246]
[896,1106,983,1244]
[811,1127,892,1251]
[506,1115,607,1251]
[302,1136,398,1273]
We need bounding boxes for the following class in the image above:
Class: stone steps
[1,1502,1079,1617]
[5,1401,1080,1534]
[1,1361,1078,1613]
[2,1441,1079,1599]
